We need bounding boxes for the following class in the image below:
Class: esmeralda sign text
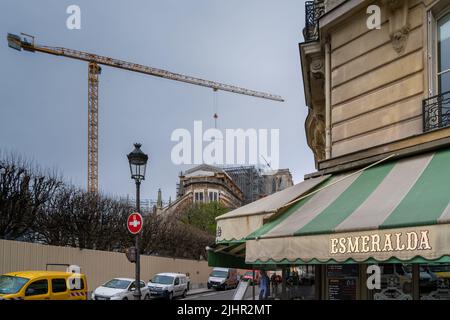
[330,230,432,255]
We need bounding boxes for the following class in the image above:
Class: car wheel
[182,290,187,298]
[122,297,128,300]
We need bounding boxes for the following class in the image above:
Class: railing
[423,91,450,132]
[303,0,325,42]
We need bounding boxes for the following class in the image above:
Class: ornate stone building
[157,164,244,216]
[210,0,450,301]
[262,169,294,195]
[301,0,450,174]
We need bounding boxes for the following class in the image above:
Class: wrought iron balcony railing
[423,91,450,132]
[303,0,325,42]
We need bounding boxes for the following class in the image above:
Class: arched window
[438,13,450,94]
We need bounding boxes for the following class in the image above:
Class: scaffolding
[222,165,265,205]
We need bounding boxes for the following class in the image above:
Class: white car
[147,273,188,299]
[92,278,150,300]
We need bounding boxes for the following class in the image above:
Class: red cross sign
[127,212,143,234]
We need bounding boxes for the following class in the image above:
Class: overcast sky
[0,0,315,201]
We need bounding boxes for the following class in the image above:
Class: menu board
[328,278,357,300]
[327,265,358,277]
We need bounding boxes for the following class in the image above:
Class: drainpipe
[325,40,332,159]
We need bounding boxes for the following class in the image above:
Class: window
[70,278,85,291]
[0,276,29,295]
[425,8,450,131]
[174,278,180,286]
[51,279,67,293]
[104,279,130,290]
[372,264,413,300]
[326,265,359,300]
[194,191,204,202]
[150,275,174,285]
[25,279,48,296]
[208,190,218,202]
[419,263,450,300]
[129,281,145,291]
[438,13,450,94]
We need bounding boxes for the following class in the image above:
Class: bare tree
[0,155,62,240]
[1,153,212,260]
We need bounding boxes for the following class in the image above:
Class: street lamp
[127,143,148,301]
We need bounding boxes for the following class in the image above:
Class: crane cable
[213,88,218,129]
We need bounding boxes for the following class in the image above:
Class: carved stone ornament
[310,57,325,80]
[384,0,410,54]
[305,107,326,162]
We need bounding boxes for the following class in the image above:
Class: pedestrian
[270,272,278,296]
[185,272,191,291]
[259,270,270,300]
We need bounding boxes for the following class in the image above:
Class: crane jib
[7,33,284,102]
[6,32,284,193]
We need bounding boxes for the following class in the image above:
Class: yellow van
[0,271,88,300]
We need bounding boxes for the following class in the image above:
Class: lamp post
[127,143,148,301]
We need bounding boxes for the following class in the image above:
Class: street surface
[182,286,261,300]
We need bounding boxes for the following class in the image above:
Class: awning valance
[215,174,330,243]
[245,148,450,264]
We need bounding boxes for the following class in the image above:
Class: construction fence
[0,240,212,291]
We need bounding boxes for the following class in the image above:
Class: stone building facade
[157,164,244,216]
[210,0,450,301]
[301,0,450,174]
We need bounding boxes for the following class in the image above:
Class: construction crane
[7,32,284,193]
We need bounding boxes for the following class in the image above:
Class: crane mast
[7,33,284,193]
[88,63,101,193]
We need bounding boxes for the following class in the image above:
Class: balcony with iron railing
[423,91,450,132]
[303,0,325,42]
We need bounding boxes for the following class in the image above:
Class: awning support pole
[282,268,287,300]
[252,269,255,300]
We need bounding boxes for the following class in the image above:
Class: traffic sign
[127,212,143,234]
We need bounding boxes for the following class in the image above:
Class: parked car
[0,271,87,300]
[148,273,188,299]
[242,270,260,285]
[92,278,149,300]
[207,267,238,290]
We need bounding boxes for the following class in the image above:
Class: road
[182,286,261,300]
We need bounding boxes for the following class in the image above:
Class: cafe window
[326,265,359,300]
[372,264,413,300]
[419,264,450,300]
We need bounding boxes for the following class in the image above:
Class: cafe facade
[208,0,450,300]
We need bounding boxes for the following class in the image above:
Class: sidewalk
[186,287,213,296]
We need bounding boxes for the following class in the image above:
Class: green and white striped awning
[245,148,450,264]
[215,174,330,243]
